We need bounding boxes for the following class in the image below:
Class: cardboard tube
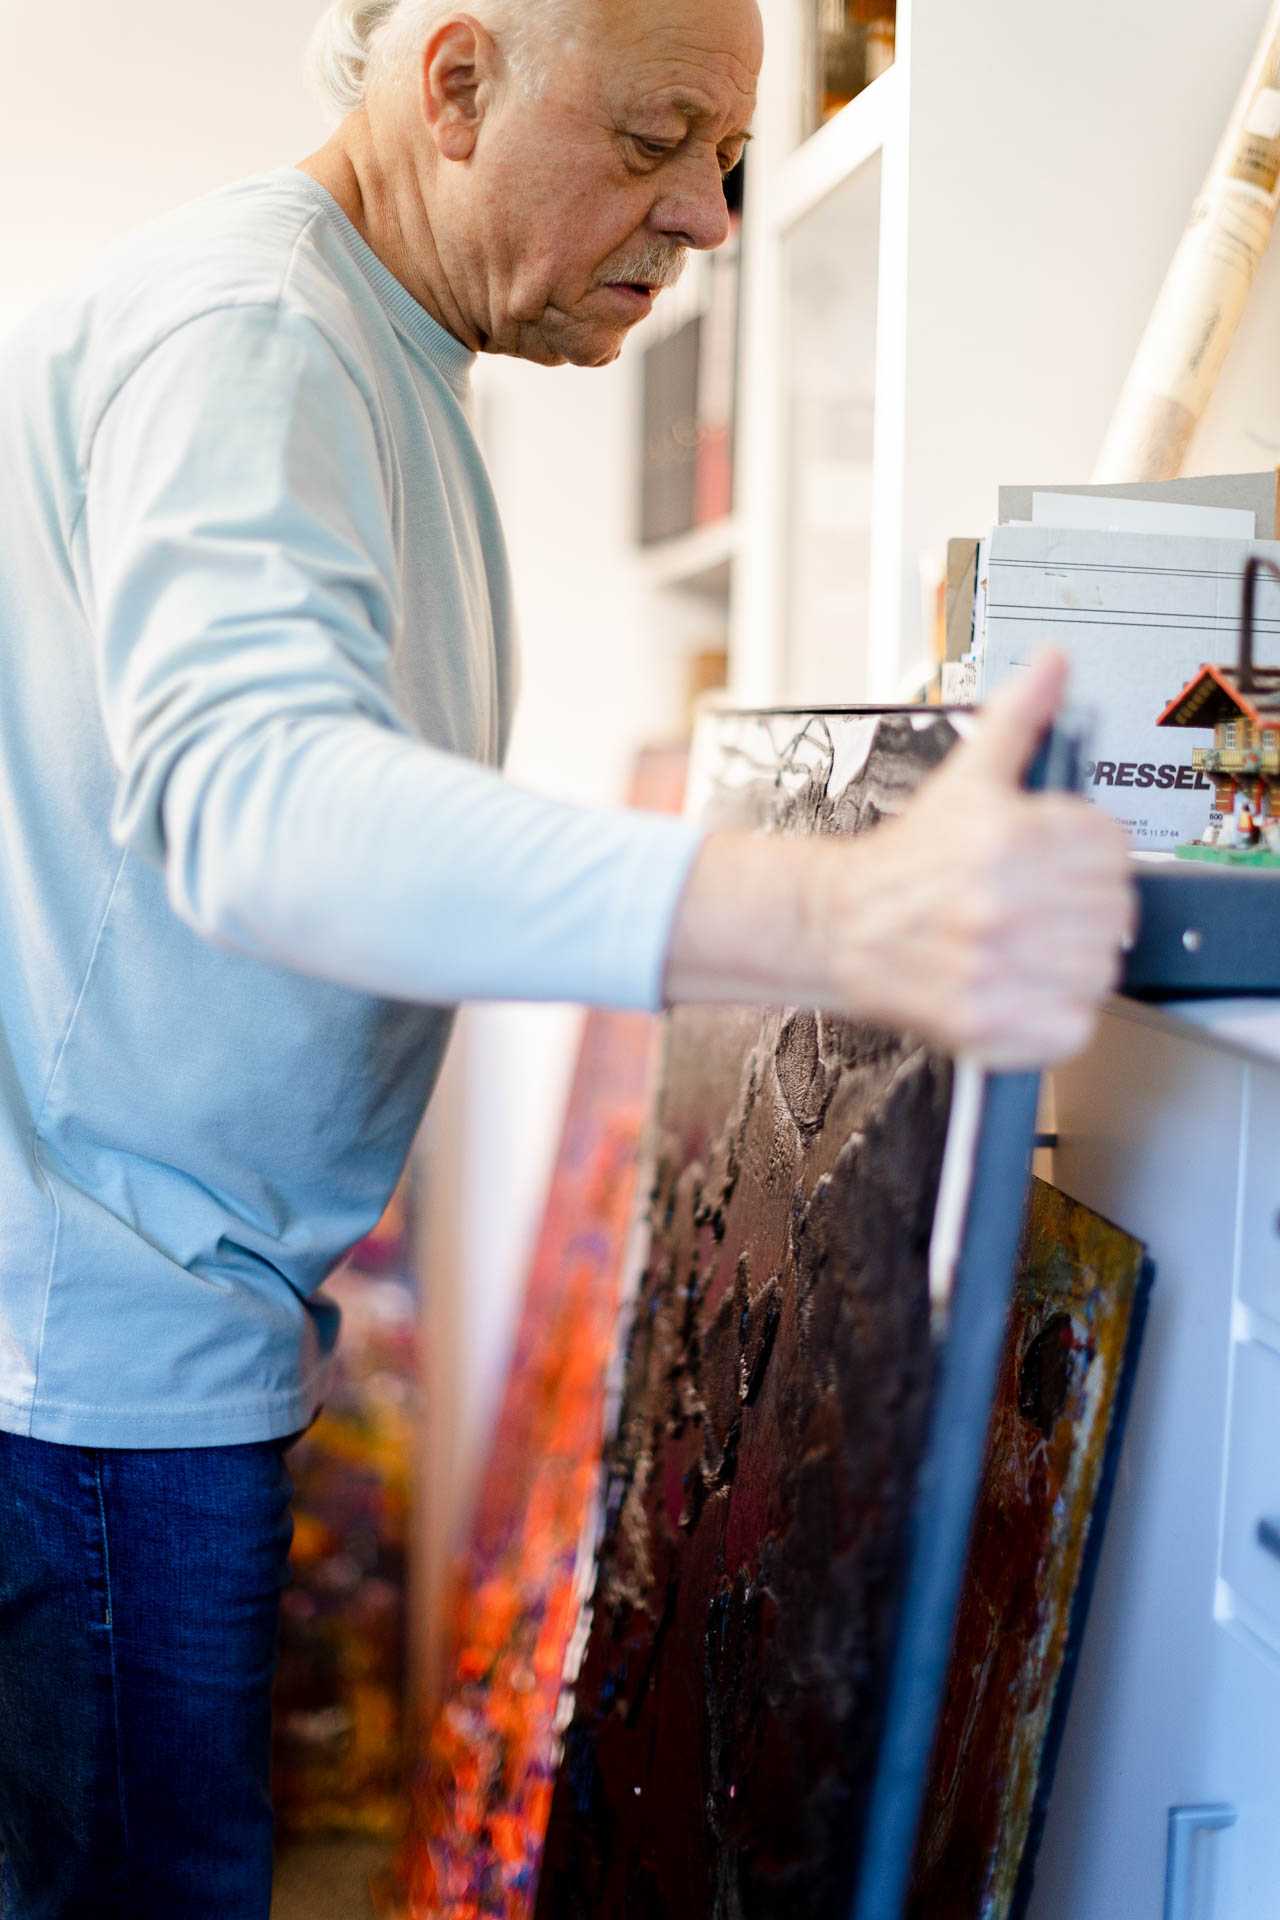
[1094,2,1280,482]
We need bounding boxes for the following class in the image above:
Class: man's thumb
[966,648,1069,786]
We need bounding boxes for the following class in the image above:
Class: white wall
[900,0,1280,633]
[0,0,332,330]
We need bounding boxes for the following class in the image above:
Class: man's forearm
[662,831,849,1011]
[661,655,1136,1071]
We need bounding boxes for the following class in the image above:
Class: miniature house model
[1157,662,1280,844]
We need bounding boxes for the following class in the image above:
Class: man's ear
[420,15,497,163]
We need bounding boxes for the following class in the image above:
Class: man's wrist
[662,830,866,1013]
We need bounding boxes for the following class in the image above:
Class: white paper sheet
[1030,491,1256,541]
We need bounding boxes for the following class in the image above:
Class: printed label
[1245,84,1280,141]
[1229,51,1280,196]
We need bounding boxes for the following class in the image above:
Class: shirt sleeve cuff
[587,812,707,1012]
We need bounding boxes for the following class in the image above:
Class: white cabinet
[1035,1001,1280,1920]
[1220,1338,1280,1658]
[1238,1067,1280,1329]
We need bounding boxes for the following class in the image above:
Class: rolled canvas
[1095,3,1280,481]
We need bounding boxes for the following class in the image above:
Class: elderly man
[0,0,1131,1911]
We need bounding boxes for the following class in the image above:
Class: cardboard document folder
[996,468,1280,536]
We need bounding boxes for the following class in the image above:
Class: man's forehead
[585,0,763,96]
[585,0,762,48]
[602,42,760,137]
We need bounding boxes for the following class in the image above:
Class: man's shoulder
[87,169,360,345]
[1,170,383,451]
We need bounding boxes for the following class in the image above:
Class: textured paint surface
[390,712,1146,1920]
[536,712,962,1920]
[906,1178,1150,1920]
[386,747,685,1920]
[397,1012,657,1918]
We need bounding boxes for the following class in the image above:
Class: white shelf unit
[638,514,741,599]
[729,0,1280,709]
[734,46,907,704]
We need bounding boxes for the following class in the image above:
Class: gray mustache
[603,243,688,290]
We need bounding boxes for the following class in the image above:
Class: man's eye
[631,136,673,159]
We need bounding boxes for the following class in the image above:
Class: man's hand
[663,650,1136,1069]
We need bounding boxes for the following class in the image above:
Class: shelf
[776,153,881,704]
[733,12,911,707]
[638,517,740,600]
[766,62,905,232]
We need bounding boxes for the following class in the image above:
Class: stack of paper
[946,472,1280,849]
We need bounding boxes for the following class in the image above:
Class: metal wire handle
[1238,553,1280,692]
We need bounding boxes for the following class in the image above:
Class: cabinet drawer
[1221,1338,1280,1652]
[1239,1066,1280,1329]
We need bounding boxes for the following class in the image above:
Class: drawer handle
[1259,1515,1280,1561]
[1163,1805,1237,1920]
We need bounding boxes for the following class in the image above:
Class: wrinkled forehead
[577,0,763,120]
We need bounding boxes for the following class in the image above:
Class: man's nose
[651,156,732,252]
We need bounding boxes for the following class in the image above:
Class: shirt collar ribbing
[283,167,477,400]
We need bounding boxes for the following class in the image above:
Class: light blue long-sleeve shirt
[0,167,703,1447]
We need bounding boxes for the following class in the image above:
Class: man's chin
[567,337,626,369]
[509,309,633,370]
[512,337,625,370]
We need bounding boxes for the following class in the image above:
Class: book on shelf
[692,225,740,529]
[639,316,701,547]
[638,220,742,548]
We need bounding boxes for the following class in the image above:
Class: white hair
[305,0,578,124]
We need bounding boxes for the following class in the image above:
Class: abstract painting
[387,746,686,1918]
[536,709,967,1920]
[391,711,1149,1920]
[273,1184,419,1838]
[534,709,1148,1920]
[907,1178,1151,1920]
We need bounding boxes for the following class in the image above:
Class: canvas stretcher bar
[850,723,1083,1920]
[850,1065,1042,1920]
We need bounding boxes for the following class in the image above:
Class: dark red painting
[389,714,1148,1920]
[536,712,963,1920]
[533,713,1148,1920]
[907,1178,1151,1919]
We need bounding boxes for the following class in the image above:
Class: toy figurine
[1157,553,1280,866]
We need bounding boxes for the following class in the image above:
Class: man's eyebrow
[661,93,755,142]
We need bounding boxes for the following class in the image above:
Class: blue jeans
[0,1430,297,1919]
